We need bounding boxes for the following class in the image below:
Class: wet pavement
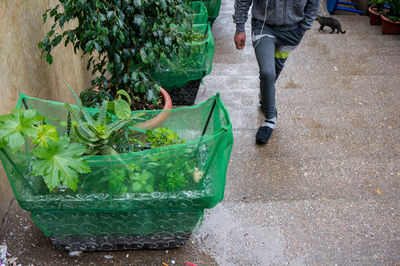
[1,0,400,265]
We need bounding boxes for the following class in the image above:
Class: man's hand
[234,31,246,50]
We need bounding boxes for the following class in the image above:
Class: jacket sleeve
[232,0,253,32]
[300,0,320,30]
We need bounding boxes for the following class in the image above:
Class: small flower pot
[381,15,400,35]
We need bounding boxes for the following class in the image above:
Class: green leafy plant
[0,109,43,151]
[159,169,188,192]
[32,124,59,147]
[130,169,155,193]
[369,0,387,12]
[385,0,400,21]
[109,168,128,194]
[146,127,185,148]
[144,149,200,192]
[32,136,91,192]
[80,88,113,108]
[0,86,194,194]
[39,0,193,108]
[64,84,138,155]
[0,107,91,192]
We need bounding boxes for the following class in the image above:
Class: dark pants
[251,19,305,119]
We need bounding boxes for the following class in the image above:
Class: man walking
[233,0,320,143]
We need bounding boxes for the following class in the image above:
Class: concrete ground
[1,0,400,265]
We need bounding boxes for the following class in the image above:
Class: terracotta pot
[133,87,172,131]
[91,86,172,131]
[369,6,382,25]
[381,15,400,35]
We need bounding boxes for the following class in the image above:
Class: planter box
[189,1,208,24]
[382,15,400,35]
[150,23,214,90]
[0,93,233,251]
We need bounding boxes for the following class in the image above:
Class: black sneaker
[256,125,273,144]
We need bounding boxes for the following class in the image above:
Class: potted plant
[381,0,400,34]
[368,0,387,25]
[0,90,233,251]
[150,23,215,105]
[38,0,194,111]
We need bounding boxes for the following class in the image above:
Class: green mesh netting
[150,23,215,90]
[202,0,222,23]
[31,210,204,238]
[1,93,232,211]
[189,1,208,24]
[0,93,232,242]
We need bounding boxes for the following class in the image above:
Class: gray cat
[316,15,346,34]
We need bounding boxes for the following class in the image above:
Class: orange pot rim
[132,87,172,131]
[91,86,172,131]
[381,14,400,24]
[368,5,380,15]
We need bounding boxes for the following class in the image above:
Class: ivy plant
[39,0,193,107]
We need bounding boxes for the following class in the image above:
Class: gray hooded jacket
[233,0,320,32]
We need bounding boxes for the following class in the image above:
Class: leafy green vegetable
[32,136,91,192]
[130,169,154,193]
[0,108,42,151]
[159,169,188,192]
[146,127,185,148]
[32,124,59,147]
[109,168,128,195]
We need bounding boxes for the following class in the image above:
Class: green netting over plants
[150,23,215,90]
[0,93,233,213]
[188,1,208,24]
[202,0,222,23]
[0,93,232,249]
[31,209,204,238]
